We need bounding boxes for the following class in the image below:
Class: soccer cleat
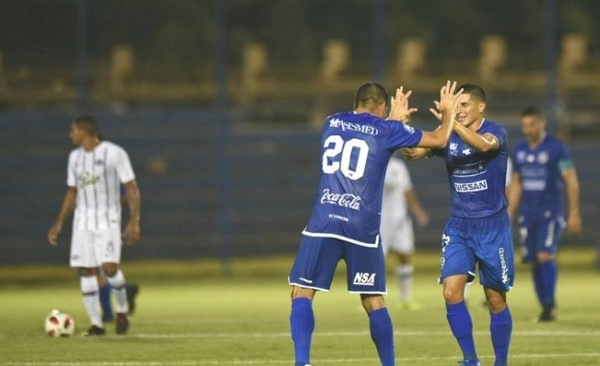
[126,283,139,315]
[535,304,557,322]
[116,313,130,335]
[457,360,482,366]
[82,325,106,336]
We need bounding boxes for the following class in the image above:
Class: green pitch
[1,248,599,366]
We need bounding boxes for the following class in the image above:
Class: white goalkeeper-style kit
[67,141,135,267]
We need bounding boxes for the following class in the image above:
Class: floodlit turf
[1,248,599,365]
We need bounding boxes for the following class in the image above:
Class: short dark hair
[458,83,486,103]
[520,106,543,118]
[72,115,98,136]
[354,82,388,109]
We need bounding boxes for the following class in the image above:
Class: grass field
[1,248,599,366]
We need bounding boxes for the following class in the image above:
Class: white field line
[128,329,600,338]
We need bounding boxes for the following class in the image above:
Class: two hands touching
[387,80,462,123]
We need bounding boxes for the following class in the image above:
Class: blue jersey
[302,111,424,247]
[512,134,572,219]
[432,119,509,218]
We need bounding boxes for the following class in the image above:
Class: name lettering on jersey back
[329,118,379,136]
[454,179,488,192]
[352,272,376,286]
[78,171,100,188]
[320,188,362,210]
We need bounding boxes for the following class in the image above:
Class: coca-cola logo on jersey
[320,189,361,211]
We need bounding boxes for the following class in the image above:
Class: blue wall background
[1,110,598,265]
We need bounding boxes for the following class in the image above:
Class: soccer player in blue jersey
[403,84,514,366]
[288,80,462,366]
[507,106,582,322]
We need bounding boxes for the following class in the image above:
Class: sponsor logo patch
[352,272,376,286]
[453,179,488,192]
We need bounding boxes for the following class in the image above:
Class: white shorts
[70,226,122,268]
[380,218,415,255]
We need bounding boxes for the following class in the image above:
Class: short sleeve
[114,146,136,184]
[557,142,574,173]
[67,151,77,187]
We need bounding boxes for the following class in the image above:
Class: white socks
[107,270,128,314]
[395,264,414,302]
[80,275,103,327]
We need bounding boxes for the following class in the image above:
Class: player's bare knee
[536,252,554,263]
[101,262,118,277]
[361,294,385,312]
[291,285,315,300]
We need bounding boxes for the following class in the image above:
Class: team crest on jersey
[352,272,376,286]
[537,151,549,164]
[449,142,458,156]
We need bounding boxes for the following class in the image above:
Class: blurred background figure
[47,115,142,336]
[508,106,582,322]
[380,153,430,310]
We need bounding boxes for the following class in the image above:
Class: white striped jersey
[67,141,135,231]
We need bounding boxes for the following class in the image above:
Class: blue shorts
[439,211,515,292]
[288,235,387,294]
[518,214,565,263]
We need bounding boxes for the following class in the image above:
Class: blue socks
[290,299,395,366]
[446,301,478,362]
[290,298,314,366]
[99,282,113,320]
[490,305,512,366]
[369,307,395,366]
[538,261,557,306]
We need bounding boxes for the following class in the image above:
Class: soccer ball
[44,310,75,337]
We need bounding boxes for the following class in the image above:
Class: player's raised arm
[453,123,499,152]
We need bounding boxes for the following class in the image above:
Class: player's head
[354,82,389,118]
[519,106,546,143]
[455,83,486,128]
[70,115,99,146]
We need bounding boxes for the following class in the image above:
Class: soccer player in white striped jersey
[47,115,141,336]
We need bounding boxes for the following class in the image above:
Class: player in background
[507,106,582,322]
[402,84,514,366]
[288,80,462,366]
[47,115,141,336]
[380,154,430,310]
